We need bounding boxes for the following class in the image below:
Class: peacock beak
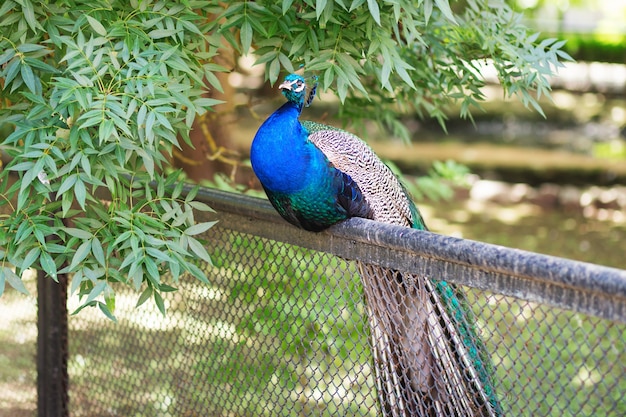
[278,80,294,91]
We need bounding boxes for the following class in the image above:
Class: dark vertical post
[37,270,69,417]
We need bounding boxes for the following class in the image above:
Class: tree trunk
[37,271,69,417]
[174,38,246,183]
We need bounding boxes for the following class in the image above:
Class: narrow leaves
[0,1,222,319]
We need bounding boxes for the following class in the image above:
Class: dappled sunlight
[552,91,579,111]
[417,179,626,268]
[572,365,603,388]
[0,382,35,415]
[515,302,540,323]
[426,197,543,238]
[0,269,37,343]
[68,282,241,344]
[584,206,626,223]
[0,302,37,343]
[466,200,541,225]
[0,270,37,417]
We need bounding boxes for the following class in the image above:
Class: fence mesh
[66,219,626,417]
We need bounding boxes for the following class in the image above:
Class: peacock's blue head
[279,74,307,106]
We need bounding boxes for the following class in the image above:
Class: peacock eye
[294,80,306,92]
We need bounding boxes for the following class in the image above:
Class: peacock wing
[303,121,420,229]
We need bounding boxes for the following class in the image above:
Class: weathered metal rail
[200,187,626,323]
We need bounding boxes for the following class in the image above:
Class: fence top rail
[197,187,626,322]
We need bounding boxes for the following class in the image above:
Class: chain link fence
[65,189,626,417]
[4,188,626,416]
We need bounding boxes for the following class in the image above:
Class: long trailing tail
[358,262,502,417]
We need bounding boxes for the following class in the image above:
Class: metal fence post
[37,270,69,417]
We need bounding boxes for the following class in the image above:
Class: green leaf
[57,174,78,196]
[169,259,180,282]
[4,59,21,88]
[434,0,456,24]
[39,252,58,282]
[193,98,225,109]
[69,240,91,271]
[22,247,40,271]
[240,19,252,54]
[188,201,214,213]
[145,111,156,142]
[98,301,117,322]
[0,270,5,298]
[316,0,327,20]
[20,63,38,95]
[74,178,86,210]
[136,286,153,307]
[112,230,133,249]
[282,0,295,14]
[159,283,177,293]
[98,119,115,144]
[63,227,93,240]
[20,0,41,33]
[2,267,30,295]
[7,161,34,172]
[84,280,107,305]
[91,238,106,267]
[154,290,166,315]
[395,62,416,89]
[85,15,107,36]
[184,221,217,236]
[129,260,144,291]
[148,29,177,39]
[144,257,161,286]
[186,263,209,284]
[289,32,308,57]
[268,57,281,84]
[69,270,85,295]
[366,0,380,25]
[145,247,172,264]
[424,0,433,24]
[0,51,14,70]
[187,236,212,264]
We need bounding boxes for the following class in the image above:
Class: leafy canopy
[0,0,225,318]
[215,0,571,134]
[0,0,570,317]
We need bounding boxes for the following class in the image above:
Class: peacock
[250,73,502,417]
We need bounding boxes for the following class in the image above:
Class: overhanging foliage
[0,0,571,317]
[0,0,225,317]
[215,0,571,134]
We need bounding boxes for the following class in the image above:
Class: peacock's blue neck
[251,101,321,194]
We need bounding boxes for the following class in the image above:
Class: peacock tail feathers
[359,263,502,417]
[433,280,503,414]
